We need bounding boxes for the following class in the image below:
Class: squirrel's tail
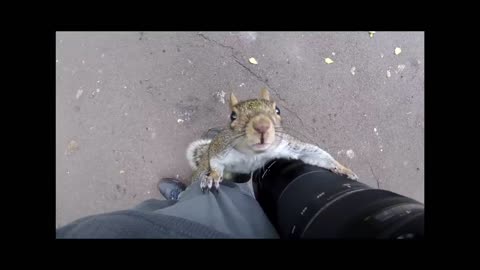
[186,139,211,170]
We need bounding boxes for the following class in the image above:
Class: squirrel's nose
[254,122,270,134]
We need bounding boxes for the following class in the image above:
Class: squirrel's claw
[199,172,211,193]
[199,171,223,193]
[332,165,359,181]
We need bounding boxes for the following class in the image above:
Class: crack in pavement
[233,58,263,81]
[198,33,235,51]
[368,161,381,189]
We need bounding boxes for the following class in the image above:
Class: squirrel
[186,88,358,192]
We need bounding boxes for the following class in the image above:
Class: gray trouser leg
[133,199,177,212]
[155,180,278,238]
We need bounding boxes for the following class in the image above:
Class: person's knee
[134,199,175,211]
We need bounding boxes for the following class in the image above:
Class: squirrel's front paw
[199,170,223,193]
[333,165,358,180]
[199,172,212,192]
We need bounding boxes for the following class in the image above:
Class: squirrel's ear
[260,87,270,101]
[230,92,238,109]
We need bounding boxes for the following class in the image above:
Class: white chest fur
[219,140,292,173]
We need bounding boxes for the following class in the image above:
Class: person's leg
[154,179,278,238]
[140,171,275,237]
[133,199,177,212]
[141,127,277,237]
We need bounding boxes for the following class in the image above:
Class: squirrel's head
[229,88,281,152]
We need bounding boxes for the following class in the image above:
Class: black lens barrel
[253,159,424,239]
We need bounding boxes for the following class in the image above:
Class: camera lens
[253,159,424,239]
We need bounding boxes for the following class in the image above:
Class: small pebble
[346,150,355,159]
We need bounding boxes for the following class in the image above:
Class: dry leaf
[65,140,79,155]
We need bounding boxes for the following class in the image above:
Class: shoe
[157,178,187,200]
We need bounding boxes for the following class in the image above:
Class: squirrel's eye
[230,112,237,121]
[275,106,280,115]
